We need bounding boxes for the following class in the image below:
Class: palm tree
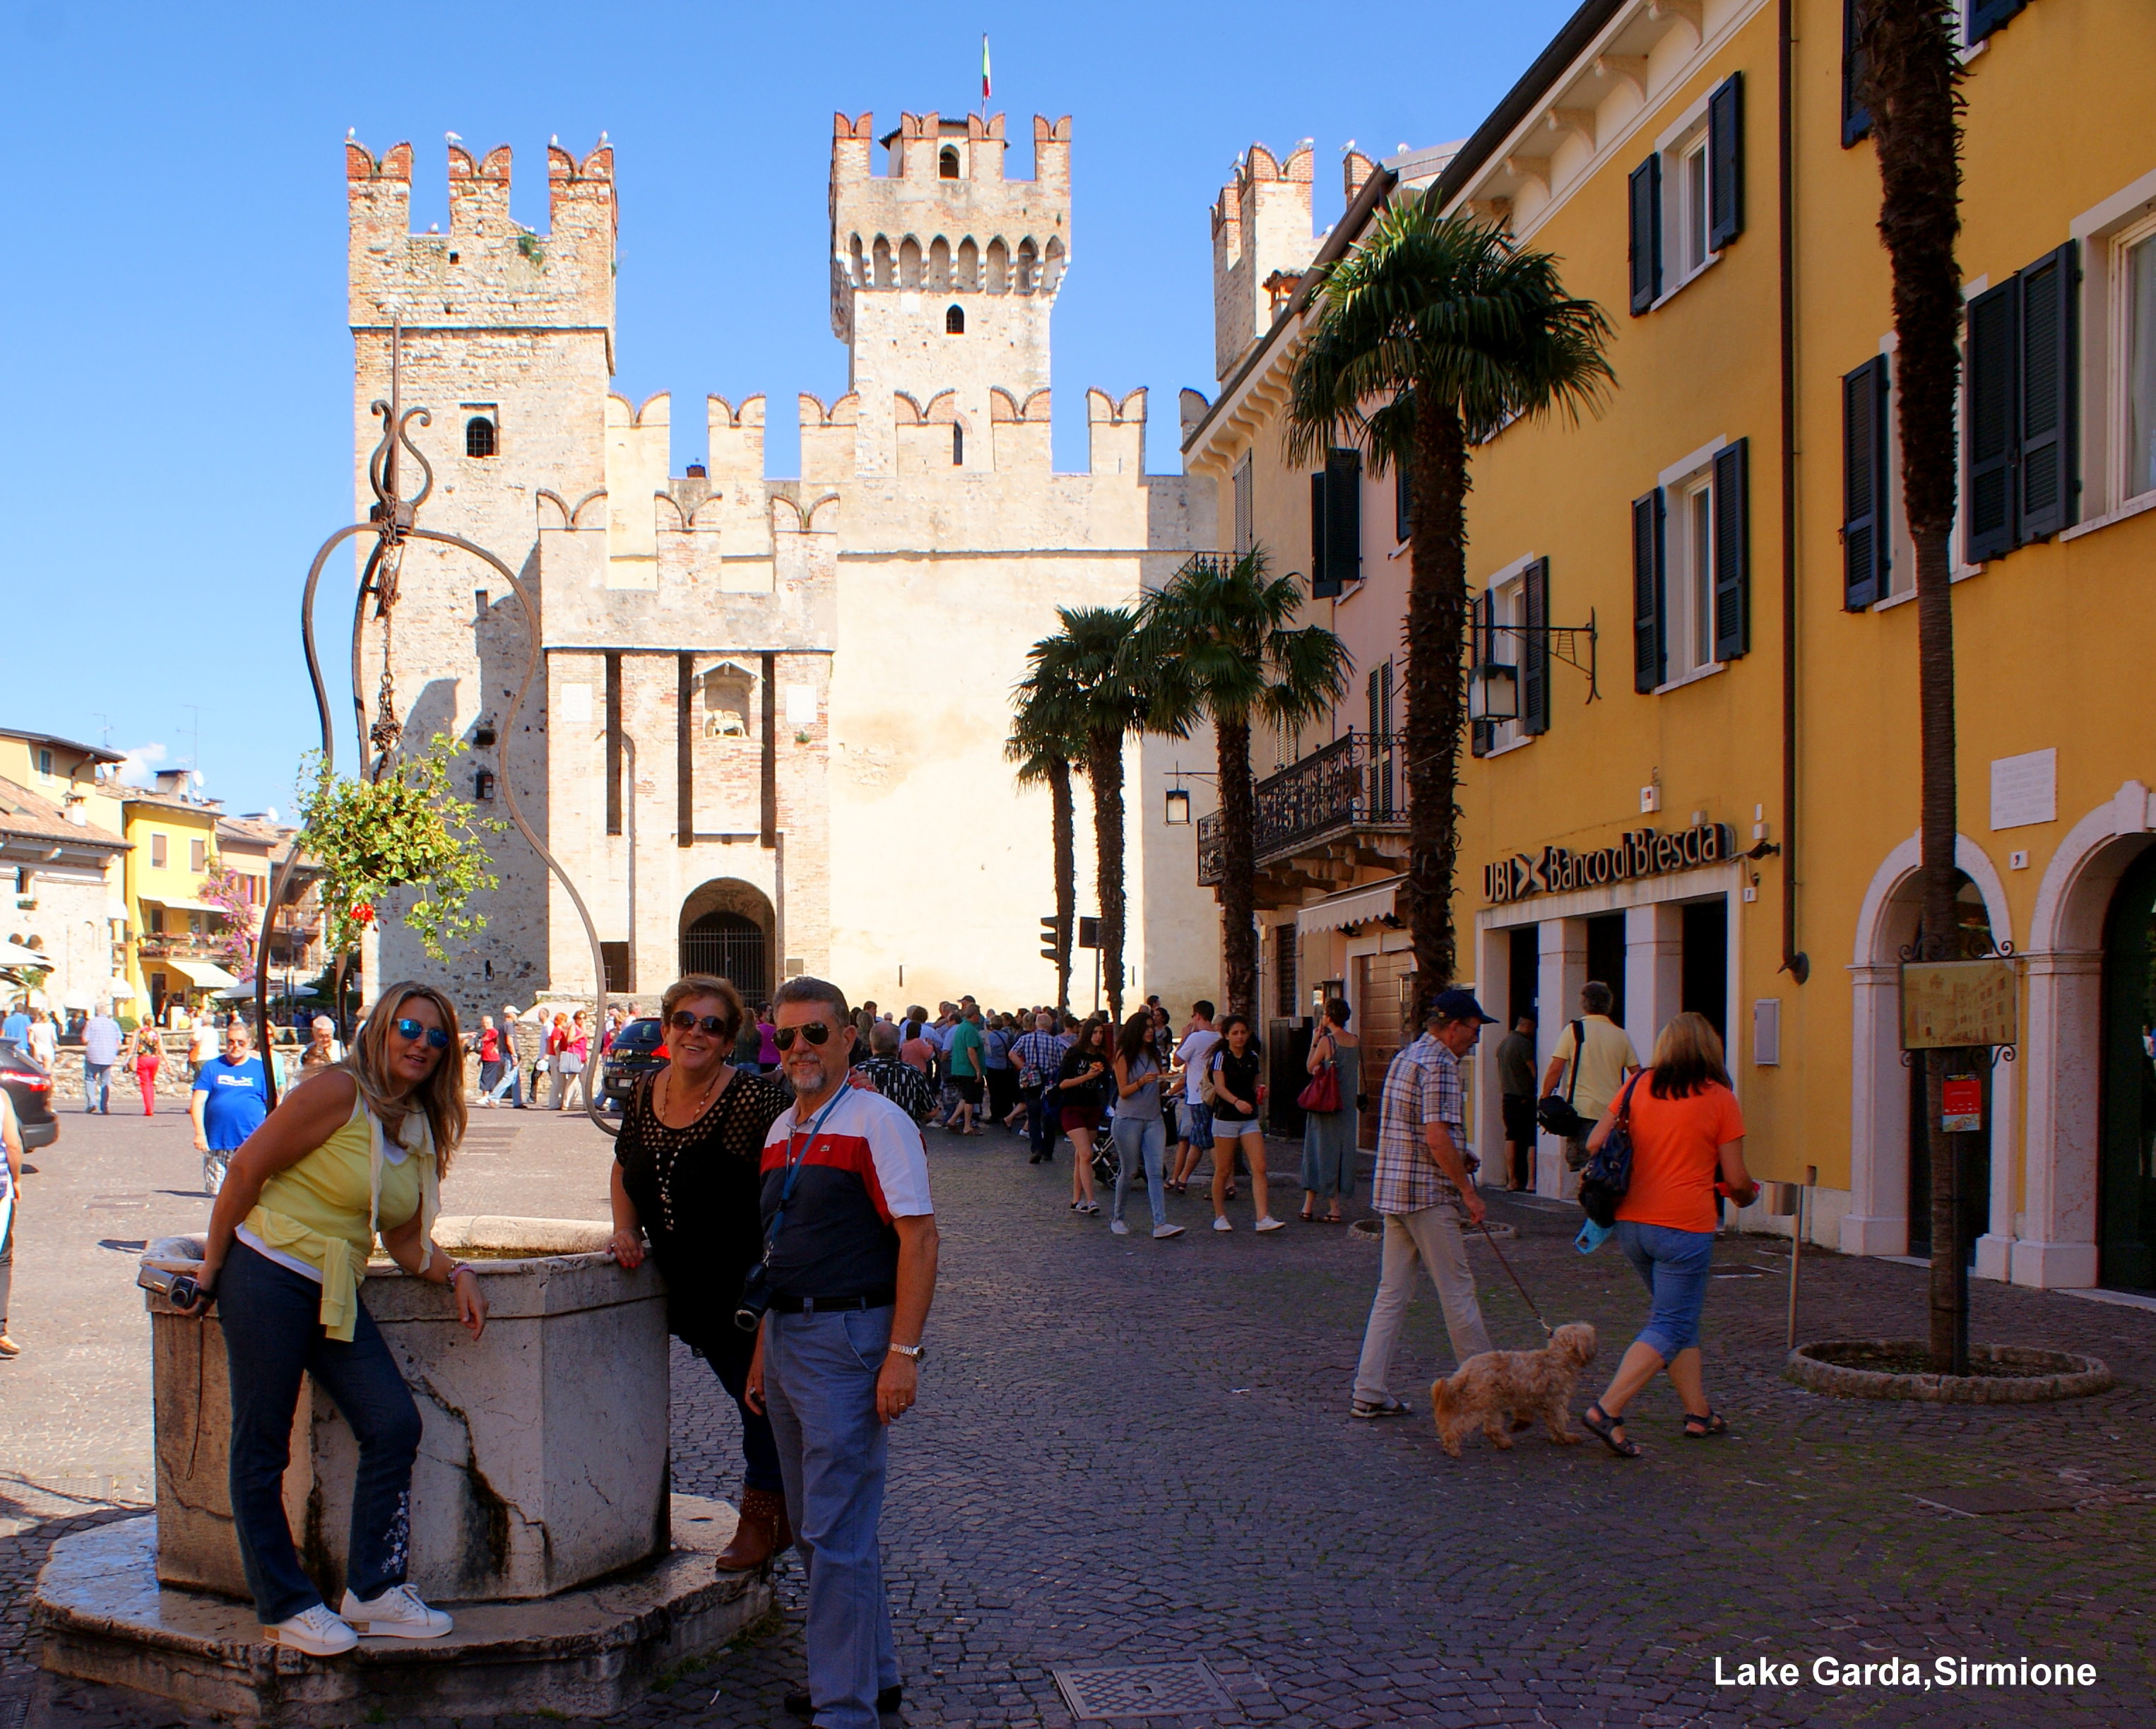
[1286,196,1613,997]
[1859,0,1968,1374]
[1130,550,1351,1018]
[1007,668,1082,1017]
[1024,608,1152,1021]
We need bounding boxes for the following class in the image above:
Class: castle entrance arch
[678,879,775,1004]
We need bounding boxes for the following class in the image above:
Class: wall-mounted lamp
[1467,661,1519,722]
[1164,786,1192,826]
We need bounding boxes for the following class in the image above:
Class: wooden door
[1355,950,1412,1150]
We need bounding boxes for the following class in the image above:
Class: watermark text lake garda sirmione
[1714,1655,2100,1692]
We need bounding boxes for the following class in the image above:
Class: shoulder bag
[1536,1020,1592,1139]
[1296,1029,1341,1114]
[1577,1072,1643,1229]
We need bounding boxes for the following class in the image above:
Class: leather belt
[769,1290,895,1314]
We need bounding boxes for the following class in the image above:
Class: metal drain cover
[1053,1661,1236,1719]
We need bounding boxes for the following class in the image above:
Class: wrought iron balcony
[1196,731,1407,890]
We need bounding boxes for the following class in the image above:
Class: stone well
[143,1216,670,1605]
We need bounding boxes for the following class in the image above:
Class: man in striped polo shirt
[749,976,939,1729]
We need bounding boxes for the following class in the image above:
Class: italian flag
[982,35,991,105]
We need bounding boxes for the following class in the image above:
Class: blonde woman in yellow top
[186,982,485,1657]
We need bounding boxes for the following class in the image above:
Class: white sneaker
[1253,1215,1285,1233]
[1109,1219,1130,1235]
[1152,1224,1185,1239]
[265,1603,357,1656]
[1212,1216,1233,1232]
[340,1583,454,1639]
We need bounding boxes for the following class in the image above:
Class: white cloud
[115,742,167,788]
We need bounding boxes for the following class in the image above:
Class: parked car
[0,1040,58,1151]
[599,1018,667,1110]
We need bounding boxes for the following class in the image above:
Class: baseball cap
[1428,988,1498,1025]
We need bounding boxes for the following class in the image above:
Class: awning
[165,959,240,989]
[0,938,49,968]
[141,896,222,915]
[1296,875,1403,937]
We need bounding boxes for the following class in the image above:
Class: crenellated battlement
[1209,140,1317,384]
[347,135,616,361]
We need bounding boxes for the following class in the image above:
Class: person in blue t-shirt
[0,1007,30,1046]
[191,1021,271,1196]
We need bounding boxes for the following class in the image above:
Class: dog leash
[1476,1217,1553,1340]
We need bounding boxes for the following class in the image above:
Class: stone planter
[1784,1338,2116,1404]
[144,1216,669,1605]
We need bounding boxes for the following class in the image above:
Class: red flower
[351,901,377,926]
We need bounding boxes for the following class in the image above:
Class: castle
[345,114,1219,1013]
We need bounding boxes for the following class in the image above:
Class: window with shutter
[1325,448,1363,589]
[2016,241,2078,542]
[1367,661,1397,815]
[1309,470,1336,596]
[1842,357,1890,608]
[1842,0,1872,146]
[1522,557,1551,736]
[1965,277,2018,562]
[1633,490,1666,692]
[1712,440,1751,661]
[1965,0,2029,46]
[1470,593,1495,757]
[1628,155,1662,315]
[1707,75,1744,252]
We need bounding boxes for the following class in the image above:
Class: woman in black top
[609,974,789,1571]
[1208,1015,1283,1233]
[1056,1018,1112,1216]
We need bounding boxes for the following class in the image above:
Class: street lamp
[1468,661,1520,722]
[1164,786,1192,826]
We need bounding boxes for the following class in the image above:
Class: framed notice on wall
[1900,958,2018,1050]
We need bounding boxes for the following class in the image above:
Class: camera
[733,1263,771,1333]
[138,1264,202,1309]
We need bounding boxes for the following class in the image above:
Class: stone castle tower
[345,119,1219,1017]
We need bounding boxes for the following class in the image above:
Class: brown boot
[713,1487,790,1573]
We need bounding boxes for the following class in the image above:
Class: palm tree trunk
[1086,729,1126,1023]
[1048,755,1076,1017]
[1864,0,1966,1374]
[1216,716,1257,1019]
[1404,392,1471,1001]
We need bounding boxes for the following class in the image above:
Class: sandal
[1681,1410,1730,1439]
[1299,1205,1315,1222]
[1582,1403,1641,1458]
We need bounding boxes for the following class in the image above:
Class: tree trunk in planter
[1404,392,1471,1001]
[1215,716,1258,1020]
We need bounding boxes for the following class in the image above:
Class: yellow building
[1183,0,2156,1297]
[123,778,236,1017]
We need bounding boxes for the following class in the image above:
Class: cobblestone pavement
[6,1108,2153,1726]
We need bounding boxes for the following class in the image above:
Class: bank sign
[1483,822,1738,904]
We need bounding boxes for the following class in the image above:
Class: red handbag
[1297,1037,1341,1113]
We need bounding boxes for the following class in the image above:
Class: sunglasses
[668,1010,730,1035]
[392,1017,453,1051]
[771,1022,840,1051]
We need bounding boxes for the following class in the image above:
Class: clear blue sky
[0,0,1576,816]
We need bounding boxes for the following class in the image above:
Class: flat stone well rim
[1784,1338,2116,1404]
[145,1216,617,1279]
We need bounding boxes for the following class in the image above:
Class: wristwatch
[889,1342,928,1365]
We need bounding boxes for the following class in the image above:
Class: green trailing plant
[296,736,506,960]
[516,231,545,268]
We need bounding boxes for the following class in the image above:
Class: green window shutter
[1325,448,1363,588]
[1842,356,1890,609]
[1967,0,2028,45]
[1522,558,1551,736]
[1965,277,2020,563]
[1628,155,1662,314]
[1842,0,1872,146]
[1633,490,1666,692]
[1707,74,1744,251]
[2016,241,2079,542]
[1712,439,1751,661]
[1309,470,1338,597]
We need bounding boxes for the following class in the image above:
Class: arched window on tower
[945,304,965,335]
[872,235,894,288]
[985,238,1009,294]
[956,237,979,291]
[952,423,964,466]
[939,146,960,179]
[465,416,497,457]
[1016,238,1038,294]
[928,237,951,291]
[899,237,923,290]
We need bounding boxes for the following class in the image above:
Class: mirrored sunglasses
[393,1017,452,1051]
[668,1011,729,1035]
[771,1022,837,1051]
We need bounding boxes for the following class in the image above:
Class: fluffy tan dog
[1430,1323,1598,1458]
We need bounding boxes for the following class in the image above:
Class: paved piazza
[3,1105,2152,1728]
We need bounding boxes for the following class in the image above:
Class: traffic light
[1040,914,1063,962]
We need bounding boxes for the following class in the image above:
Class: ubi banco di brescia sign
[1483,822,1737,904]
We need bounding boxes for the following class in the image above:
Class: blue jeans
[696,1323,783,1496]
[1111,1116,1168,1229]
[1023,1085,1054,1159]
[217,1242,422,1624]
[1616,1219,1714,1361]
[486,1063,523,1107]
[83,1062,111,1112]
[764,1305,900,1729]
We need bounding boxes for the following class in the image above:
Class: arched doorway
[677,880,775,1005]
[2099,848,2156,1292]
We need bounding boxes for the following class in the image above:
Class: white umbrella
[0,939,49,968]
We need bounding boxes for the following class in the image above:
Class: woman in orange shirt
[1578,1012,1757,1457]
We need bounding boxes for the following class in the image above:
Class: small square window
[189,838,206,873]
[35,748,53,779]
[150,832,167,869]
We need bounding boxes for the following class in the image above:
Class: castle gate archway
[678,879,776,1005]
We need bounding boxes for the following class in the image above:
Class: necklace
[660,1061,725,1128]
